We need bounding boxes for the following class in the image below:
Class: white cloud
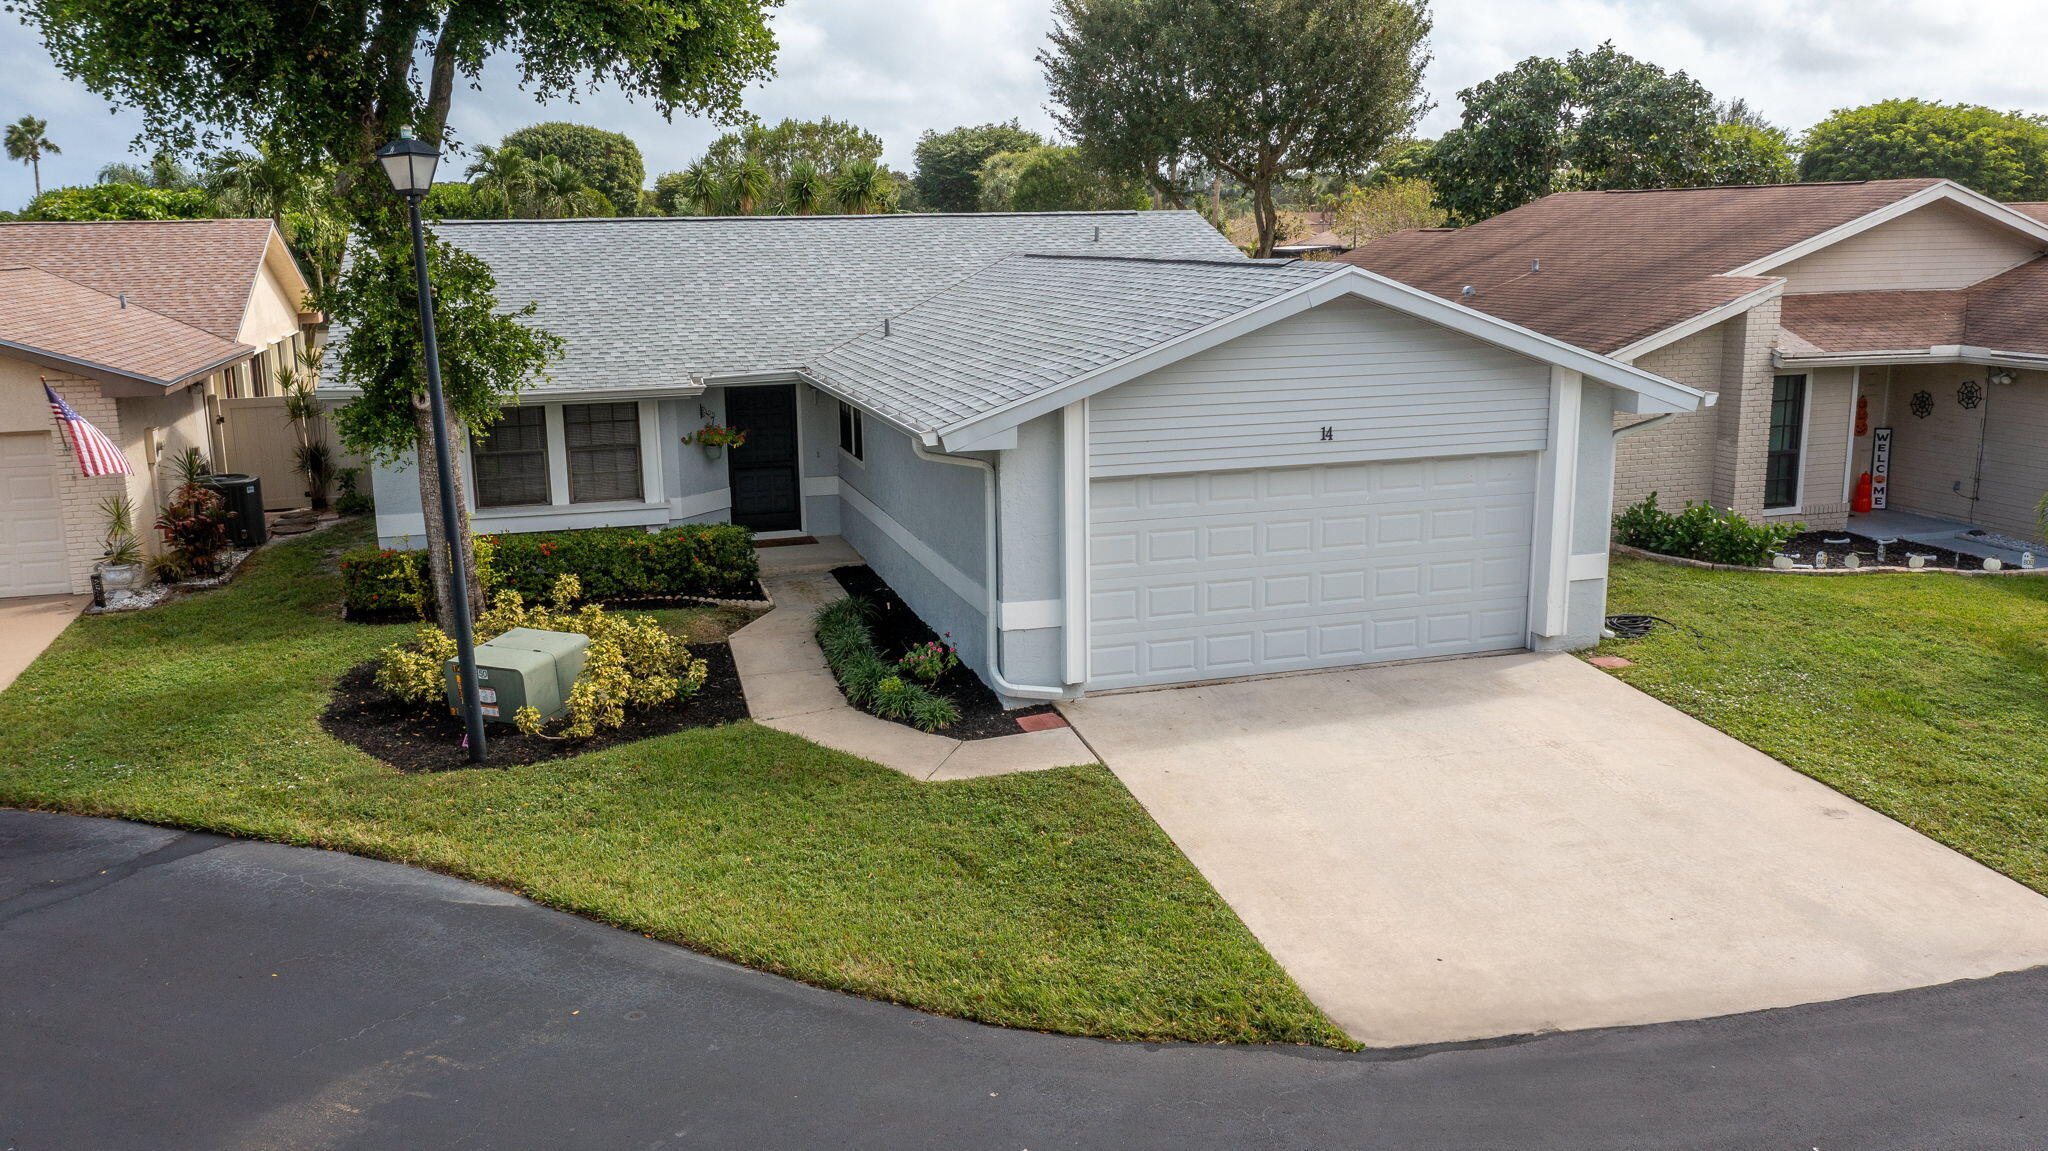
[4,0,2048,207]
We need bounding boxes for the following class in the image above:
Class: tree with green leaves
[1799,99,2048,201]
[1043,0,1432,256]
[912,120,1044,212]
[5,116,59,197]
[701,117,884,181]
[1327,176,1445,245]
[652,162,721,215]
[19,181,212,220]
[829,158,894,214]
[206,139,347,288]
[499,121,645,215]
[978,145,1147,212]
[1427,43,1786,222]
[779,159,826,215]
[1708,122,1796,186]
[98,149,197,189]
[724,156,771,214]
[13,0,775,624]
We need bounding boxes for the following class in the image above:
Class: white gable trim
[929,265,1708,451]
[1610,281,1786,363]
[1724,181,2048,280]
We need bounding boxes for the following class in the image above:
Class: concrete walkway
[0,594,89,693]
[732,539,1094,780]
[1063,651,2048,1048]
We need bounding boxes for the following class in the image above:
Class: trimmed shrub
[481,524,758,601]
[814,597,960,732]
[1614,493,1800,567]
[342,523,757,616]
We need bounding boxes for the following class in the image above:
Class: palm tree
[671,162,720,214]
[97,149,197,189]
[466,145,537,218]
[5,117,60,197]
[779,159,826,215]
[206,140,345,289]
[830,159,894,215]
[525,156,610,219]
[726,157,771,215]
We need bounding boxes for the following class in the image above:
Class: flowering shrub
[153,482,233,579]
[813,597,960,732]
[896,638,959,684]
[372,574,709,740]
[1613,493,1801,568]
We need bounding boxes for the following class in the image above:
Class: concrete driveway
[1062,652,2048,1048]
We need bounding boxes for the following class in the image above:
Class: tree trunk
[1250,178,1278,259]
[412,397,480,625]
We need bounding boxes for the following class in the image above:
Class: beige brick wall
[47,376,133,595]
[1712,295,1781,516]
[1764,365,1854,530]
[1613,329,1721,511]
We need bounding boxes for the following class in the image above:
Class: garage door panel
[1,432,71,597]
[1089,456,1534,690]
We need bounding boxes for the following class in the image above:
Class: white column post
[1061,399,1088,685]
[1529,367,1583,639]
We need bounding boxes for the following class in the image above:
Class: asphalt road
[3,809,2044,1150]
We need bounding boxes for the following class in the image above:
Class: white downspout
[911,441,1070,701]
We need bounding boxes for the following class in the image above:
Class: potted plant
[687,423,747,458]
[96,494,145,593]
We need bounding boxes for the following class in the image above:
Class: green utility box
[446,627,590,723]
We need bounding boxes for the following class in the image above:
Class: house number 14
[1319,426,1335,441]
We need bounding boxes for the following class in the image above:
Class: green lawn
[1596,556,2048,894]
[0,521,1348,1049]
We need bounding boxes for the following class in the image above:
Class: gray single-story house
[337,211,1709,704]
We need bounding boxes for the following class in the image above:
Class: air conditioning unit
[445,627,589,723]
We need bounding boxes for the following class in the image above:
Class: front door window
[1765,374,1806,509]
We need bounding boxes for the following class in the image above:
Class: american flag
[44,383,131,478]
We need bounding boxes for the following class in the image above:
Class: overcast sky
[3,0,2046,208]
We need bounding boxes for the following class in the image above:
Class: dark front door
[725,384,802,531]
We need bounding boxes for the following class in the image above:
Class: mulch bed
[320,640,748,772]
[342,578,770,625]
[1778,530,1976,571]
[829,565,1060,741]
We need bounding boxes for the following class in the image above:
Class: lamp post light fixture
[376,129,488,764]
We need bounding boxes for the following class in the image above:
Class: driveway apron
[1062,651,2048,1047]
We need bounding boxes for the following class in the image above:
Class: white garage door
[1088,454,1535,690]
[0,432,71,597]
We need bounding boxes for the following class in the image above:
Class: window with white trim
[837,401,865,461]
[472,406,550,507]
[565,401,644,503]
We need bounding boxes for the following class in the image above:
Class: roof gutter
[1773,345,2048,371]
[0,335,252,393]
[909,440,1072,703]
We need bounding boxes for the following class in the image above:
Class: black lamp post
[377,129,487,763]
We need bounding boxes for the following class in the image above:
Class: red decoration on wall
[1855,395,1869,437]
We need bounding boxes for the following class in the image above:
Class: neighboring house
[1345,179,2048,544]
[1272,209,1351,258]
[0,220,320,599]
[337,211,1706,702]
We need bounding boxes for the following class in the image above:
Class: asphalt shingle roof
[0,265,252,386]
[808,255,1338,433]
[1779,257,2048,356]
[0,219,280,340]
[1342,180,1948,354]
[431,211,1244,395]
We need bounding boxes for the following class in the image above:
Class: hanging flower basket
[687,423,747,458]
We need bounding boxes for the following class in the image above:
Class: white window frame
[462,398,665,529]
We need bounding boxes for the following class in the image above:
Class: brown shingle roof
[0,265,252,387]
[0,218,279,340]
[1780,257,2048,357]
[1342,180,1944,354]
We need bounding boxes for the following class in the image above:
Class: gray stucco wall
[836,416,992,681]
